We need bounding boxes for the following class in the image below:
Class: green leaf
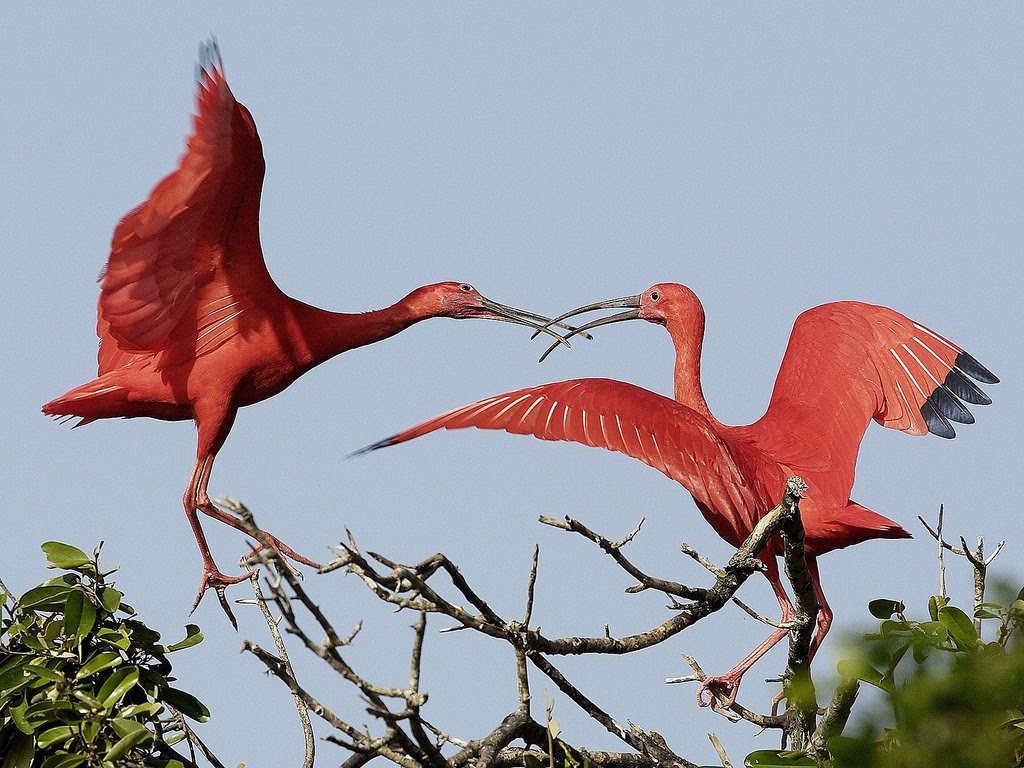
[163,624,203,653]
[915,620,949,646]
[10,696,32,734]
[0,659,30,696]
[161,686,210,722]
[40,755,87,768]
[911,637,933,663]
[98,665,139,709]
[36,724,75,748]
[63,590,97,645]
[25,699,75,723]
[96,627,131,650]
[76,651,121,680]
[123,619,161,647]
[18,584,72,610]
[523,755,545,768]
[744,749,816,766]
[71,689,104,711]
[24,663,64,684]
[119,702,163,718]
[938,605,979,651]
[869,599,904,619]
[110,717,148,738]
[99,587,122,614]
[928,594,948,621]
[548,716,561,741]
[41,542,91,569]
[879,619,909,637]
[1,731,33,768]
[837,658,894,693]
[103,720,152,762]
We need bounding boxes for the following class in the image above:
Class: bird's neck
[667,319,716,423]
[293,295,425,366]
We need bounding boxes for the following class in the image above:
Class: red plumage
[361,283,998,710]
[43,41,567,626]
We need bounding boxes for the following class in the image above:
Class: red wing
[97,42,280,370]
[359,378,762,542]
[743,301,998,496]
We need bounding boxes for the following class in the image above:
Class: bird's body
[43,42,567,625]
[361,283,998,709]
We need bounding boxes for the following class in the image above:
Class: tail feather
[811,501,912,555]
[42,376,128,424]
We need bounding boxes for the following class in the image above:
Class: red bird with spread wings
[43,41,571,626]
[358,283,998,710]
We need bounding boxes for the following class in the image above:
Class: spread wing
[97,41,281,373]
[743,301,998,498]
[358,378,763,544]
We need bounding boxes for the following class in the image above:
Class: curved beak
[533,294,643,362]
[474,296,574,349]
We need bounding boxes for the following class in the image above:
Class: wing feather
[360,378,761,540]
[743,301,997,500]
[96,42,281,373]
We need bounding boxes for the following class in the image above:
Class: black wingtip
[955,351,999,385]
[921,400,956,439]
[928,387,975,425]
[347,436,398,459]
[197,37,222,82]
[942,366,992,406]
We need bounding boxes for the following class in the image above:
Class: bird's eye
[651,291,660,301]
[459,284,473,292]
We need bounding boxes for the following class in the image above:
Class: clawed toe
[190,567,254,630]
[696,676,742,718]
[239,530,322,572]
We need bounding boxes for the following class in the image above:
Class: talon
[238,529,322,572]
[190,566,254,630]
[696,675,741,717]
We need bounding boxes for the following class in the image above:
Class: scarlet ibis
[42,41,572,627]
[357,283,998,710]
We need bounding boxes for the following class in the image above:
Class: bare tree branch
[231,478,828,767]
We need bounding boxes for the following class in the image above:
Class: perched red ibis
[357,283,997,710]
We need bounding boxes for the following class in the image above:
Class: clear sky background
[3,4,1022,765]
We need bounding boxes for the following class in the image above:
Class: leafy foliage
[831,588,1024,767]
[0,542,209,768]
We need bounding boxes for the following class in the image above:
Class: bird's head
[534,283,703,361]
[416,281,571,348]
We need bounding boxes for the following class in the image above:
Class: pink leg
[697,558,794,714]
[183,407,321,628]
[183,451,253,629]
[196,504,321,571]
[807,559,832,657]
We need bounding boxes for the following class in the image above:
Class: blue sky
[3,4,1022,765]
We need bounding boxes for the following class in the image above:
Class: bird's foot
[190,566,254,630]
[696,674,743,719]
[239,528,322,572]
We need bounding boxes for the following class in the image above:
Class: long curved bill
[476,296,576,348]
[533,294,642,362]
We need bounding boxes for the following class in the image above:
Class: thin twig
[708,733,733,768]
[249,572,315,768]
[524,544,540,628]
[732,597,790,629]
[540,515,708,600]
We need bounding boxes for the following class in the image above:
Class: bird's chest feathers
[232,354,314,407]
